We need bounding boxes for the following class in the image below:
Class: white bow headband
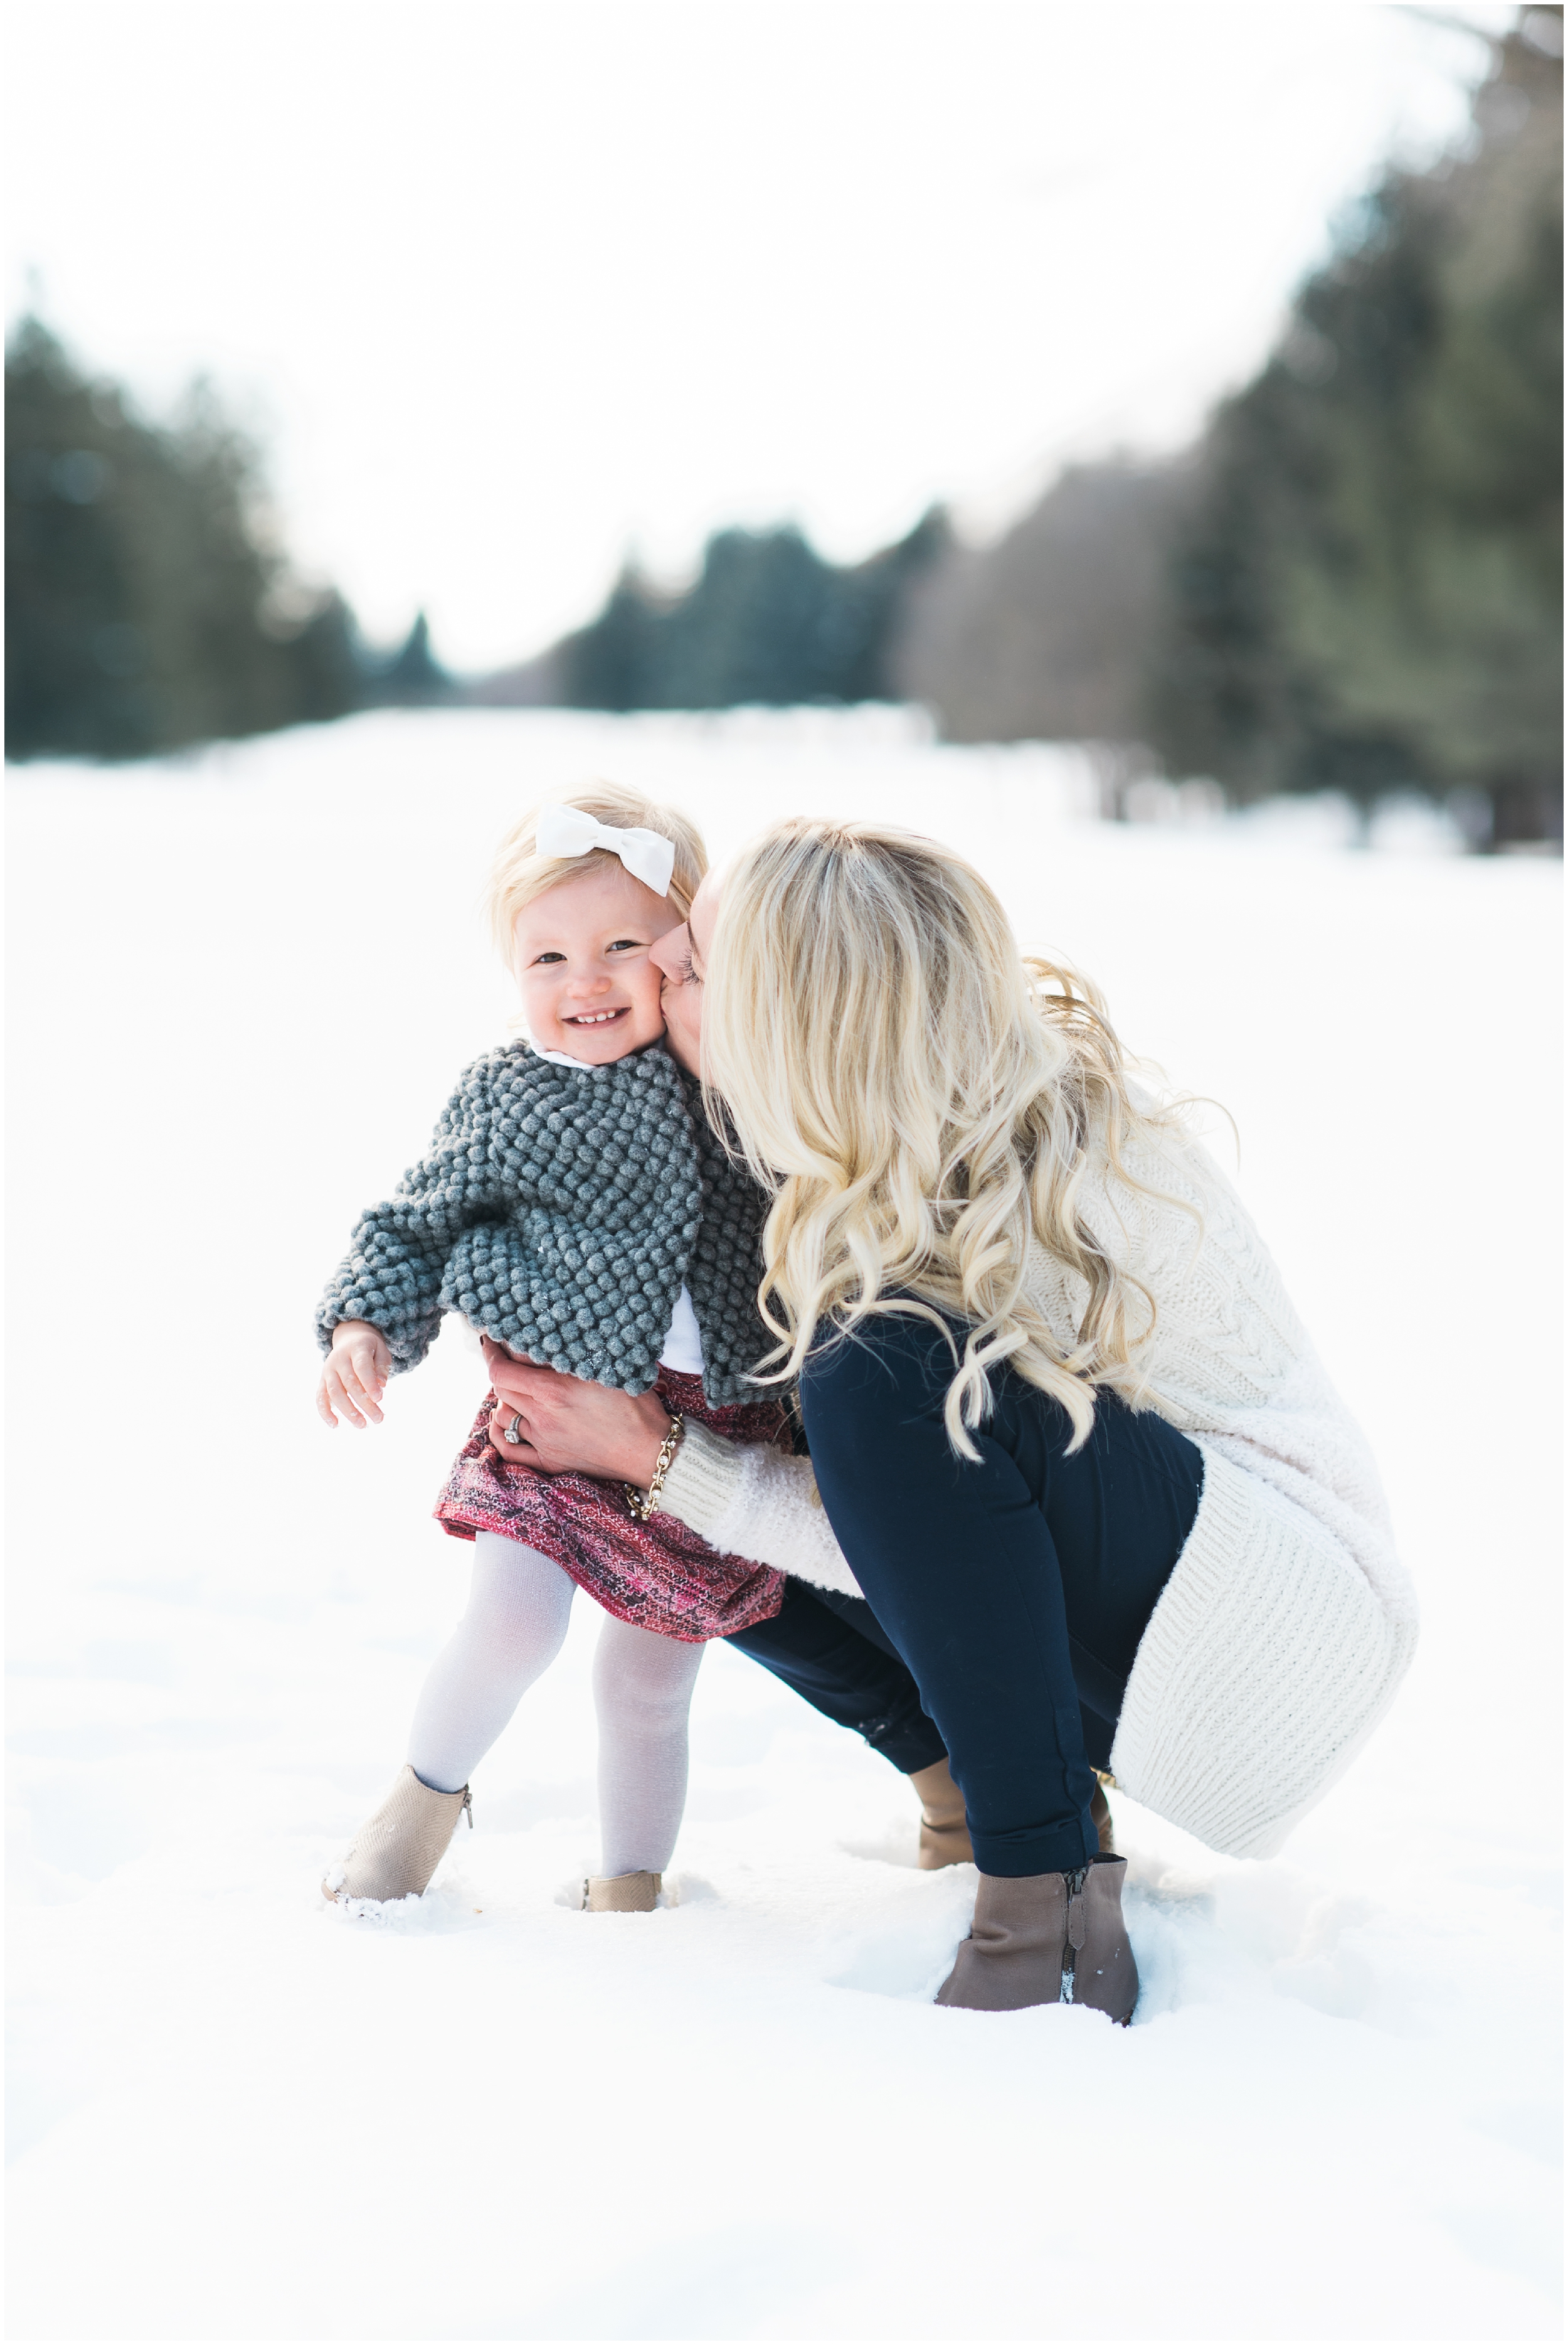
[536,803,676,898]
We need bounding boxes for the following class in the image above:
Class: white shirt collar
[524,1029,601,1070]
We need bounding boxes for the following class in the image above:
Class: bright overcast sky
[8,1,1509,671]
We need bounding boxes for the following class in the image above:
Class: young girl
[316,784,790,1913]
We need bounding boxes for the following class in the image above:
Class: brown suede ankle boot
[583,1871,662,1912]
[322,1765,472,1903]
[936,1855,1137,2021]
[909,1758,974,1869]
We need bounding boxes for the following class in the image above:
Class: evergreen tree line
[544,512,949,712]
[546,13,1560,841]
[895,13,1562,845]
[5,318,449,763]
[1159,13,1561,844]
[8,13,1559,843]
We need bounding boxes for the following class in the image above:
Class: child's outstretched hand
[318,1320,392,1428]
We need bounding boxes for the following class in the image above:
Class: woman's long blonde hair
[704,818,1200,1457]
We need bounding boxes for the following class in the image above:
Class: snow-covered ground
[7,708,1562,2342]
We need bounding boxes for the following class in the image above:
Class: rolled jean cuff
[871,1713,950,1774]
[968,1809,1099,1878]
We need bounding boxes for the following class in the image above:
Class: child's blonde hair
[484,782,707,963]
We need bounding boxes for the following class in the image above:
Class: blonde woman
[488,821,1417,2018]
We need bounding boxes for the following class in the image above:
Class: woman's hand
[317,1320,392,1428]
[482,1337,671,1485]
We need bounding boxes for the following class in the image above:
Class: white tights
[405,1531,704,1878]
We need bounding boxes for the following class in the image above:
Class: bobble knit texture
[657,1129,1421,1861]
[317,1043,770,1406]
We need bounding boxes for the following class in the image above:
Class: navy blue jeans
[800,1311,1205,1876]
[727,1578,949,1774]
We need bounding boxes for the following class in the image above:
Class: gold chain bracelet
[625,1413,686,1523]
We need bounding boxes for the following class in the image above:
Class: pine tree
[553,513,947,713]
[369,611,452,706]
[1148,17,1562,843]
[6,319,362,760]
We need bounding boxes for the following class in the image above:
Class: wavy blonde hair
[484,780,707,962]
[703,819,1201,1457]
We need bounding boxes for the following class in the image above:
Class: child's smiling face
[512,859,683,1063]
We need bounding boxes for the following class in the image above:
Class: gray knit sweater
[316,1041,771,1405]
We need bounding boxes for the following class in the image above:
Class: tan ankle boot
[583,1871,661,1912]
[913,1763,1111,1868]
[909,1758,974,1869]
[322,1765,472,1903]
[935,1855,1137,2022]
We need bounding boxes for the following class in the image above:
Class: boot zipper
[462,1787,474,1829]
[1061,1865,1089,2003]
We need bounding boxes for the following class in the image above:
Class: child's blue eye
[607,938,644,954]
[533,950,566,965]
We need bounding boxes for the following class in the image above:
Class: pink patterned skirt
[433,1368,788,1642]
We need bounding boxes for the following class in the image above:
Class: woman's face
[650,875,718,1077]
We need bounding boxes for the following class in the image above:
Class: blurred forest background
[7,11,1561,846]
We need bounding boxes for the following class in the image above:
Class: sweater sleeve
[657,1421,866,1600]
[315,1058,505,1372]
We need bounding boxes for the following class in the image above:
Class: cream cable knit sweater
[659,1131,1417,1860]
